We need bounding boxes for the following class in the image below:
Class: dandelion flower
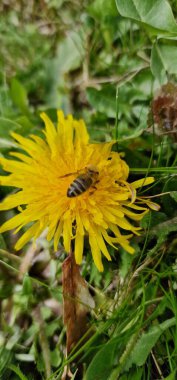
[0,111,158,271]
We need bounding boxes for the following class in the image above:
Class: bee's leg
[89,181,99,195]
[92,180,99,189]
[89,189,95,195]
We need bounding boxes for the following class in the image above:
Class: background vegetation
[0,0,177,379]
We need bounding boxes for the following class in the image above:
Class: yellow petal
[95,231,111,261]
[74,119,89,146]
[63,218,72,253]
[116,217,141,234]
[9,152,32,164]
[119,240,135,254]
[15,221,41,250]
[0,212,28,233]
[131,177,154,189]
[74,233,84,264]
[124,203,147,211]
[54,220,63,251]
[11,132,45,158]
[57,111,74,154]
[0,191,26,211]
[120,207,148,220]
[0,157,35,174]
[40,112,58,158]
[89,234,104,272]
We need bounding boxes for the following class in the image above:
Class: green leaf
[124,317,176,369]
[151,41,177,81]
[0,115,34,144]
[22,274,33,296]
[50,349,62,367]
[0,347,13,374]
[56,31,84,73]
[10,78,29,113]
[151,216,177,237]
[70,370,79,380]
[88,0,117,20]
[8,364,28,380]
[140,211,167,229]
[14,115,34,135]
[85,338,119,380]
[115,0,177,34]
[0,234,7,250]
[150,42,167,82]
[6,328,21,350]
[119,368,143,380]
[119,248,135,278]
[170,191,177,202]
[158,44,177,74]
[163,371,177,380]
[45,320,60,337]
[46,31,84,108]
[87,87,116,118]
[14,354,35,362]
[0,117,21,138]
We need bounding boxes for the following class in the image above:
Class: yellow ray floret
[0,110,159,271]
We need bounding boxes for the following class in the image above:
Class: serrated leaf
[124,317,176,370]
[115,0,177,34]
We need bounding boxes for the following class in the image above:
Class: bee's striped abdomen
[67,177,92,198]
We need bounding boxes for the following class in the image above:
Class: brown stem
[62,250,94,378]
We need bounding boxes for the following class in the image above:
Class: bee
[60,165,99,198]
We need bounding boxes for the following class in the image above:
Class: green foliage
[115,0,177,34]
[124,317,176,369]
[8,364,28,380]
[10,78,29,114]
[84,337,121,380]
[0,0,177,379]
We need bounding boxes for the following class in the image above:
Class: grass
[0,0,177,379]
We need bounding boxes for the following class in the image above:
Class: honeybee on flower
[0,111,159,271]
[60,165,99,198]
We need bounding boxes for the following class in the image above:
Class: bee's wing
[59,169,83,179]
